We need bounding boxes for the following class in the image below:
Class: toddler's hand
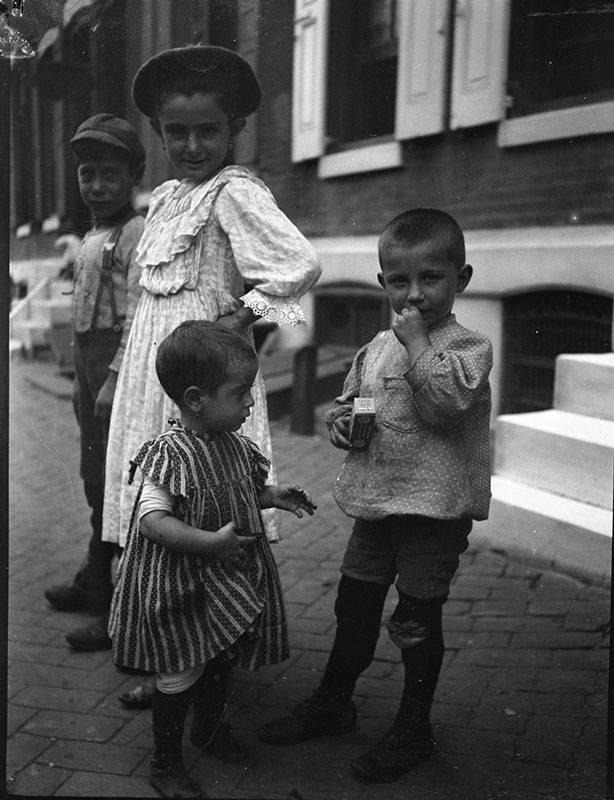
[270,484,317,518]
[329,414,351,450]
[213,521,256,568]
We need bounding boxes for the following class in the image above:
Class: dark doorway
[502,290,612,413]
[315,282,390,349]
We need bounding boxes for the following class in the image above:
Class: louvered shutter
[395,0,447,140]
[291,0,329,162]
[450,0,510,129]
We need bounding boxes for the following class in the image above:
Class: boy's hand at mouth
[393,305,431,365]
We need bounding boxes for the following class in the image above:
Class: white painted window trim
[498,100,614,148]
[317,140,403,179]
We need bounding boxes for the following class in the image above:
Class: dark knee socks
[152,687,193,762]
[393,594,445,724]
[320,576,388,698]
[192,655,233,717]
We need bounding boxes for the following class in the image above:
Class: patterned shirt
[325,314,492,522]
[72,214,144,372]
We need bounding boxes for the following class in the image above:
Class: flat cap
[70,114,145,165]
[132,45,261,119]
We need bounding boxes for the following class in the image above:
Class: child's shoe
[149,755,205,798]
[350,719,435,783]
[190,711,248,762]
[65,614,111,651]
[44,581,112,615]
[258,687,357,744]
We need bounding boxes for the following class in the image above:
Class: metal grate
[502,290,612,413]
[315,282,390,349]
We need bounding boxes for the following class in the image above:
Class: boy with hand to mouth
[259,208,493,785]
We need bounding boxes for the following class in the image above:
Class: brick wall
[257,5,614,238]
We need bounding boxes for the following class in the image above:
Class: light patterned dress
[109,421,289,674]
[102,165,321,547]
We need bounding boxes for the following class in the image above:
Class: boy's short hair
[70,114,145,172]
[156,320,257,406]
[379,208,466,270]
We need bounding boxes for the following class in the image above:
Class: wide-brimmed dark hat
[132,45,262,119]
[70,114,145,166]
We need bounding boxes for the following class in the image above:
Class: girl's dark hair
[156,320,257,406]
[155,71,247,121]
[72,140,142,174]
[379,208,466,269]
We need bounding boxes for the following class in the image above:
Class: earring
[228,139,234,151]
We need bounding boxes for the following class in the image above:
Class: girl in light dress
[109,320,316,798]
[102,45,321,556]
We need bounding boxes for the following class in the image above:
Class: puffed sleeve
[215,177,321,325]
[128,433,191,501]
[404,331,493,428]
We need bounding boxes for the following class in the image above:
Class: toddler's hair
[156,320,257,406]
[379,208,466,269]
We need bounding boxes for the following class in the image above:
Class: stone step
[554,352,614,421]
[494,409,614,509]
[29,296,72,327]
[472,475,612,584]
[10,319,49,354]
[9,339,23,361]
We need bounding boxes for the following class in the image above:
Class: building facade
[10,0,614,417]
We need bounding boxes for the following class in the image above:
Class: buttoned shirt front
[325,314,493,522]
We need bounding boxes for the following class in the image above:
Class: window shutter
[395,0,447,141]
[292,0,329,162]
[450,0,510,129]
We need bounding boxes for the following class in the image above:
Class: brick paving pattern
[7,357,610,799]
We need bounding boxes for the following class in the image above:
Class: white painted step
[495,409,614,509]
[10,319,49,352]
[554,352,614,421]
[472,475,612,584]
[31,296,72,327]
[9,339,23,361]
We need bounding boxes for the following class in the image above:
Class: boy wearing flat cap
[44,114,146,652]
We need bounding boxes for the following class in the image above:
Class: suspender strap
[90,210,138,333]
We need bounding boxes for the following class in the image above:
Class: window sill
[497,100,614,147]
[318,140,403,179]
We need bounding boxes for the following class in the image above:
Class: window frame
[291,0,614,176]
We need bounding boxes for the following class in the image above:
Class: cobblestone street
[7,356,610,799]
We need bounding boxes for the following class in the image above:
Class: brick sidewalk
[7,357,610,799]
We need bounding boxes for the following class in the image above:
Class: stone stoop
[472,352,614,584]
[10,278,72,358]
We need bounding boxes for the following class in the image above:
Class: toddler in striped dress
[108,320,316,799]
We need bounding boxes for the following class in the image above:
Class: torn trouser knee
[387,592,444,649]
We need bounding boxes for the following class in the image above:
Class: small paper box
[348,397,376,449]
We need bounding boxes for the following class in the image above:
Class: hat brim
[132,45,261,119]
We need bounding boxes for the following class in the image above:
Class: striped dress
[108,421,289,675]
